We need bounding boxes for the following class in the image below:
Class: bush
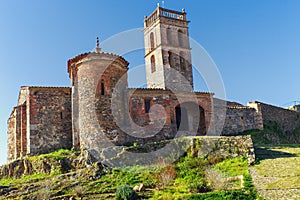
[205,167,228,191]
[115,185,138,200]
[157,165,177,187]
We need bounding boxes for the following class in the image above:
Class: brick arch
[174,101,206,135]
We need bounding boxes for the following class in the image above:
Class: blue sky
[0,0,299,165]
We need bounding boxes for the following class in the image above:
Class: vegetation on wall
[240,121,300,144]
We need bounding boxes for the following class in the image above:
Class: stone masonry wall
[222,107,260,135]
[7,104,28,163]
[213,98,263,136]
[103,135,256,167]
[68,52,129,159]
[189,135,255,165]
[7,108,18,162]
[128,89,213,140]
[28,87,72,155]
[248,101,300,133]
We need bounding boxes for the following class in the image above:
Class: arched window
[150,32,155,50]
[179,51,186,71]
[101,80,105,95]
[178,30,184,47]
[167,28,172,45]
[151,55,156,73]
[144,99,151,113]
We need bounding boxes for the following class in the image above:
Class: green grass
[0,149,261,199]
[28,149,73,161]
[0,173,49,186]
[214,157,248,177]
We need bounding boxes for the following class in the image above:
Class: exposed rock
[139,183,145,191]
[0,158,33,179]
[75,149,99,167]
[133,185,139,192]
[92,162,110,180]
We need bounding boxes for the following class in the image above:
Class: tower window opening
[101,80,105,95]
[145,99,151,113]
[180,52,186,71]
[150,32,155,50]
[167,28,172,45]
[178,30,184,47]
[168,51,174,68]
[151,55,156,73]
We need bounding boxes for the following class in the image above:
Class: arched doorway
[175,106,188,131]
[175,102,206,135]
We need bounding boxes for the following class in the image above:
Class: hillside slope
[0,136,260,200]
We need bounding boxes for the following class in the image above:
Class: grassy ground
[250,144,300,200]
[0,149,260,199]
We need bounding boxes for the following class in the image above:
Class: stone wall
[189,135,255,165]
[7,104,27,163]
[7,108,18,162]
[7,87,72,162]
[68,51,129,157]
[222,107,262,135]
[127,89,213,140]
[102,135,256,167]
[213,98,263,136]
[248,101,300,133]
[28,87,72,155]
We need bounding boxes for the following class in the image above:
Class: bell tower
[144,5,193,91]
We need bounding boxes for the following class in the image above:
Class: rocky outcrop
[0,159,34,179]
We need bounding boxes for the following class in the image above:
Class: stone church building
[8,6,298,163]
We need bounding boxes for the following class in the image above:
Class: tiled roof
[21,86,71,89]
[128,88,213,95]
[67,51,129,74]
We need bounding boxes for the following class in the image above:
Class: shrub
[205,167,228,191]
[115,185,138,200]
[157,165,177,187]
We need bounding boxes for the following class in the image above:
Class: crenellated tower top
[144,5,187,28]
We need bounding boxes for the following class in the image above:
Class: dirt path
[250,145,300,200]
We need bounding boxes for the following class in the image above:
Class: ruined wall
[28,87,72,155]
[248,101,300,133]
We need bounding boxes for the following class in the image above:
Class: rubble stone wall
[28,87,72,155]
